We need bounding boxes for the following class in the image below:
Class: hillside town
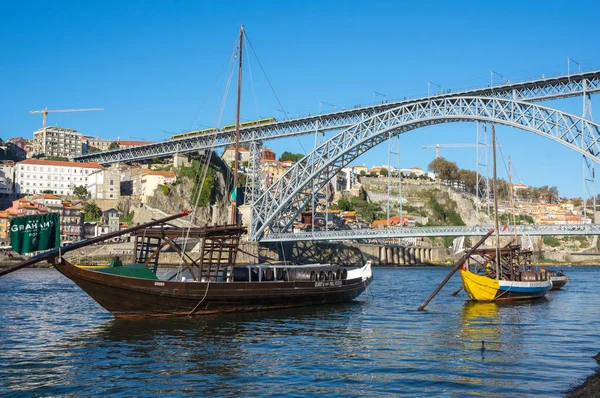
[0,124,592,251]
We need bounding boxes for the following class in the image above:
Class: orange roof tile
[144,170,176,177]
[19,159,103,169]
[118,140,155,146]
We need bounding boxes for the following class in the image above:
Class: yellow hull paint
[75,264,110,269]
[459,269,499,301]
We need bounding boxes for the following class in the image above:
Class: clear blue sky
[2,0,599,198]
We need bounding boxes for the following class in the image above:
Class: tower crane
[422,143,500,158]
[29,107,104,128]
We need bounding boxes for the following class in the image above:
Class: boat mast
[231,24,244,225]
[491,124,501,279]
[508,156,518,242]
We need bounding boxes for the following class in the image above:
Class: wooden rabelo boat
[546,270,568,290]
[0,25,372,318]
[459,243,552,301]
[0,211,372,319]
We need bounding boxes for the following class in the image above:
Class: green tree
[279,151,304,162]
[108,141,119,150]
[428,157,459,181]
[73,185,88,199]
[360,170,366,176]
[337,197,352,211]
[83,202,102,221]
[380,168,389,177]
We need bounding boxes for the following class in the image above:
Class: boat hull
[459,269,552,302]
[54,260,373,319]
[550,276,568,290]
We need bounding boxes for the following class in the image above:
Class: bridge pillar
[408,248,414,265]
[378,246,383,266]
[394,248,399,265]
[399,247,405,265]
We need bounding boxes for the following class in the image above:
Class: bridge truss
[260,223,600,242]
[75,70,600,165]
[250,96,600,241]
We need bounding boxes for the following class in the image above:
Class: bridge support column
[399,247,405,265]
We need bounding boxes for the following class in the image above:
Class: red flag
[502,224,508,231]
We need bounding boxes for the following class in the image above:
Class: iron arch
[250,96,600,241]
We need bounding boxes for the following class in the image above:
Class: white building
[16,159,103,196]
[0,161,16,196]
[86,166,121,200]
[140,170,176,203]
[33,126,84,158]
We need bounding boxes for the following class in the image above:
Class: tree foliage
[380,168,389,177]
[83,202,102,221]
[428,157,459,181]
[73,185,88,199]
[108,141,119,150]
[278,151,304,162]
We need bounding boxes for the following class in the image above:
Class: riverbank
[565,356,600,397]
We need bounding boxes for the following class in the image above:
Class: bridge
[260,224,600,242]
[74,68,600,243]
[75,69,600,165]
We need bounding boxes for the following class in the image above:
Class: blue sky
[2,0,599,198]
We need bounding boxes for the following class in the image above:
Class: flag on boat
[9,213,60,254]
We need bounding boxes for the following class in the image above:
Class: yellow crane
[422,143,500,158]
[30,107,104,128]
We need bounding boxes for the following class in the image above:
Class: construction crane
[30,107,104,128]
[422,143,500,158]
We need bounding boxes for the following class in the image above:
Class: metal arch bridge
[75,69,600,165]
[259,224,600,242]
[249,96,600,241]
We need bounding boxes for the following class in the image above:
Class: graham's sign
[9,213,61,254]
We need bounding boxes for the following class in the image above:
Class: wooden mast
[508,156,518,242]
[491,124,501,279]
[231,24,244,225]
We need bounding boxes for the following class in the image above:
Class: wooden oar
[450,286,462,296]
[0,210,192,277]
[417,228,494,311]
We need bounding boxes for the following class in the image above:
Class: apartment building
[16,159,103,196]
[33,126,84,158]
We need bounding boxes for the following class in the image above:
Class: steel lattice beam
[250,96,600,241]
[260,223,600,242]
[75,70,600,165]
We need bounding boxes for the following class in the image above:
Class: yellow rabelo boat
[459,244,552,302]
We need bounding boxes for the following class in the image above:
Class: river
[1,266,598,396]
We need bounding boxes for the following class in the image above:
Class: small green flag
[10,213,61,254]
[230,188,237,202]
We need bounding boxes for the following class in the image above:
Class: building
[86,165,122,200]
[15,159,103,196]
[261,148,276,161]
[118,140,154,149]
[0,210,10,246]
[85,137,113,151]
[222,146,250,164]
[8,137,33,158]
[140,170,176,203]
[0,161,16,197]
[33,126,83,158]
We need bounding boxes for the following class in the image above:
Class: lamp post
[490,70,504,87]
[319,101,335,115]
[568,57,581,80]
[428,81,442,97]
[372,91,388,105]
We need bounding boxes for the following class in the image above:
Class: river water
[1,266,599,397]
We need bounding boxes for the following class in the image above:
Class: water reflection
[459,301,501,352]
